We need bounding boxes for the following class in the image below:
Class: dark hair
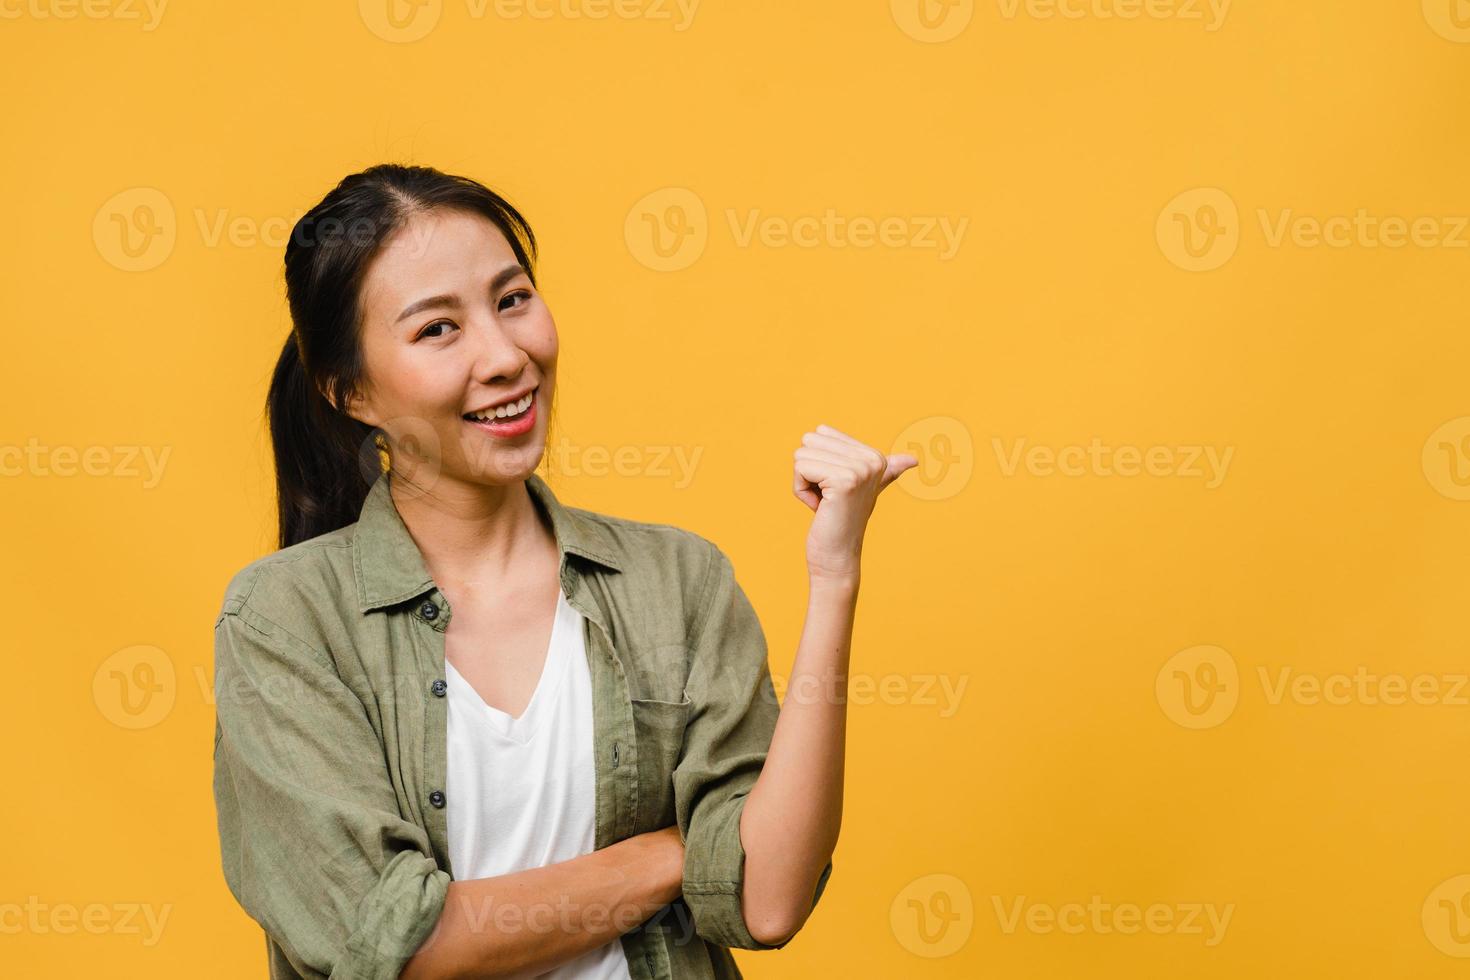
[266,163,540,549]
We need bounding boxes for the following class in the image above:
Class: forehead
[360,209,518,308]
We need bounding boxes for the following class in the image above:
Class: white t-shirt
[445,589,633,980]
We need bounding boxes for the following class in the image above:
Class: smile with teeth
[464,389,535,423]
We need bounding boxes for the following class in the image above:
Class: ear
[320,379,380,428]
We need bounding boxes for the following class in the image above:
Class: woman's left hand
[793,423,918,582]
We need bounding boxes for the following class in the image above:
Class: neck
[386,468,555,591]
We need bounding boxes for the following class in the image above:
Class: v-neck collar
[445,590,574,745]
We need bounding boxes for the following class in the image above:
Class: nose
[468,313,530,384]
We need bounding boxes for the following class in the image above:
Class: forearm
[400,827,683,980]
[738,571,858,944]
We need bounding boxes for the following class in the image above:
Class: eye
[417,320,458,340]
[499,288,533,311]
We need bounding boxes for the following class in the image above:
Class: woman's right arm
[400,826,683,980]
[213,597,680,980]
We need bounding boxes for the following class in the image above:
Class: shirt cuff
[338,850,451,979]
[682,795,834,951]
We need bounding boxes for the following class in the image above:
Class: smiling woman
[262,170,554,547]
[209,163,908,980]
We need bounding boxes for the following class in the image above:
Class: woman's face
[345,207,556,493]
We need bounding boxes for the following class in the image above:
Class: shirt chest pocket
[628,694,693,830]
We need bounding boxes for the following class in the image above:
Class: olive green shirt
[212,469,833,980]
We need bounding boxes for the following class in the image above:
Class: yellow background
[4,0,1470,976]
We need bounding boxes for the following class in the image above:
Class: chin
[467,446,546,486]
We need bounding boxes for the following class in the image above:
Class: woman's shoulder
[558,502,743,631]
[563,501,725,577]
[562,505,752,669]
[214,524,357,633]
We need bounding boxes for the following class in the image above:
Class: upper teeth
[468,392,533,422]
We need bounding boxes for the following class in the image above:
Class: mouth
[462,387,538,438]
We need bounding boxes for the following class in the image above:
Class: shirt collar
[352,469,623,613]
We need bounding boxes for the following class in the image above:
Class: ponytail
[266,332,379,549]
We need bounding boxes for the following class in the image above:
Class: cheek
[382,357,465,413]
[525,304,558,360]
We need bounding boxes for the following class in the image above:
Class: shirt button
[420,601,439,620]
[429,790,446,808]
[431,679,447,697]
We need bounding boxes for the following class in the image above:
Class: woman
[211,163,915,980]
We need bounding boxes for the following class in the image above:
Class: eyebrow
[394,264,530,324]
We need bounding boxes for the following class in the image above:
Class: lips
[462,388,538,438]
[462,386,537,422]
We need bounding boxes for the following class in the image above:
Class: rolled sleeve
[212,602,449,980]
[673,541,834,951]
